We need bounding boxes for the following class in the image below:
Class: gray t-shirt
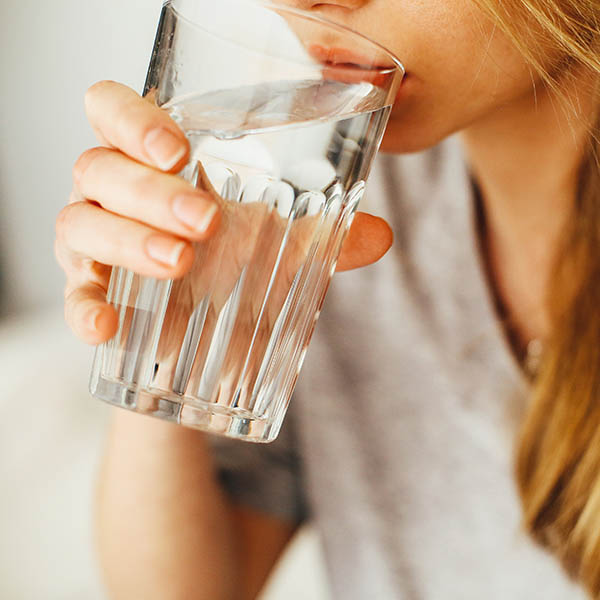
[209,136,586,599]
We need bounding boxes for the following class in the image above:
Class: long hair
[471,0,600,596]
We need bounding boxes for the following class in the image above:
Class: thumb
[336,212,393,272]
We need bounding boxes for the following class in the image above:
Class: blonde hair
[471,0,600,596]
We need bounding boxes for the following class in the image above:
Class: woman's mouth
[308,43,399,73]
[307,43,405,93]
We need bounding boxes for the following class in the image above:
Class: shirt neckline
[454,137,531,392]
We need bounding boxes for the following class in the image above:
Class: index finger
[84,80,189,173]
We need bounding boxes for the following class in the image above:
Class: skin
[55,0,599,598]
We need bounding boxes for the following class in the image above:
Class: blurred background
[0,1,330,597]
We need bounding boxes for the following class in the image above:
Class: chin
[380,117,450,155]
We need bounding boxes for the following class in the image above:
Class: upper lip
[308,44,397,72]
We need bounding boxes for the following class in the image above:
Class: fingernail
[146,236,187,267]
[144,128,186,171]
[172,195,219,234]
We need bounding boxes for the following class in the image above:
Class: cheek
[375,0,536,152]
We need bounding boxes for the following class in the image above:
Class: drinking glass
[90,0,404,442]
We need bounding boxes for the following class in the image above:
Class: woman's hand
[55,81,393,346]
[56,81,221,345]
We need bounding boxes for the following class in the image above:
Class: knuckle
[68,187,82,205]
[55,202,82,246]
[73,147,105,185]
[54,238,67,268]
[63,287,83,327]
[64,284,77,308]
[84,80,116,114]
[63,295,72,324]
[55,204,72,240]
[64,292,90,339]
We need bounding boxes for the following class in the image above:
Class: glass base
[91,375,277,443]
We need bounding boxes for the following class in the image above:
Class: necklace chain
[524,338,544,380]
[472,179,546,382]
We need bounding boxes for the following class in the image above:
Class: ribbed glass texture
[89,0,403,442]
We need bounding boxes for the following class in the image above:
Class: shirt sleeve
[205,401,309,524]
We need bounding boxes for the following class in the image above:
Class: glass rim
[168,0,405,77]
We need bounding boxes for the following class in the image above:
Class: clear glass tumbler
[90,0,404,442]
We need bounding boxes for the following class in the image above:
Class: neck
[459,78,595,347]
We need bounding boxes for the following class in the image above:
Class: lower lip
[320,63,393,88]
[320,64,409,108]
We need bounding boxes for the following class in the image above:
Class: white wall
[0,0,161,315]
[0,5,332,598]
